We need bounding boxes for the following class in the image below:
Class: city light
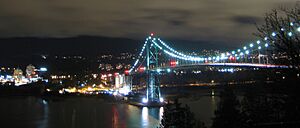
[139,67,146,72]
[39,67,47,72]
[166,68,171,73]
[298,27,300,32]
[156,68,162,73]
[272,32,276,36]
[124,70,130,75]
[170,60,177,67]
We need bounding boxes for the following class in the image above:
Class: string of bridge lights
[156,22,300,62]
[128,37,151,73]
[153,37,263,62]
[129,23,300,73]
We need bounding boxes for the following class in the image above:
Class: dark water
[0,95,218,128]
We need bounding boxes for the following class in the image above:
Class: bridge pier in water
[145,36,163,104]
[146,70,161,103]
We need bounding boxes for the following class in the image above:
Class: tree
[160,99,206,128]
[255,6,300,67]
[241,86,286,128]
[212,87,244,128]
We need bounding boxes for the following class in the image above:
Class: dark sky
[0,0,297,48]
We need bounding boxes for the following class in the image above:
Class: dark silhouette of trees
[212,83,300,128]
[160,99,206,128]
[241,86,287,128]
[255,6,300,67]
[212,87,244,128]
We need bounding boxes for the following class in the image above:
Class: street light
[250,43,254,48]
[265,43,269,47]
[245,50,249,54]
[156,68,161,73]
[288,32,293,37]
[166,68,171,73]
[257,40,260,44]
[258,46,261,64]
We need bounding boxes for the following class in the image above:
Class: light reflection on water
[159,107,164,122]
[0,95,217,128]
[0,97,164,128]
[141,106,164,128]
[142,107,149,127]
[180,90,220,127]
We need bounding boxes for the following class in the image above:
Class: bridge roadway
[130,63,288,74]
[155,63,289,70]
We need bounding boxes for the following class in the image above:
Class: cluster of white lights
[154,33,275,63]
[157,38,198,59]
[152,22,298,62]
[157,36,276,62]
[221,21,300,59]
[153,40,205,61]
[129,36,152,73]
[130,22,300,71]
[156,39,207,61]
[155,38,250,62]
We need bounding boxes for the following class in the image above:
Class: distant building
[26,64,37,79]
[105,64,113,71]
[115,63,123,70]
[115,74,125,89]
[13,68,24,84]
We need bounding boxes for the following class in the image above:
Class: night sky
[0,0,297,48]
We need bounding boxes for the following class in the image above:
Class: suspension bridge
[126,24,299,106]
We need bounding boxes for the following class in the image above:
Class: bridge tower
[145,37,162,102]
